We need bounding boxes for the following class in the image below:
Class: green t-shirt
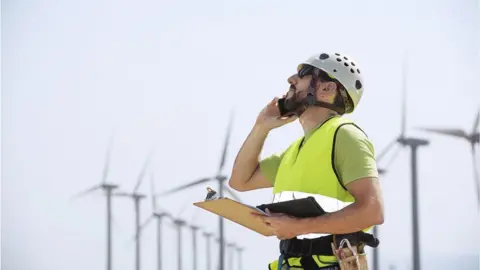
[259,123,379,187]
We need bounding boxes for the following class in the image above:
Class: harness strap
[300,256,341,270]
[300,256,321,269]
[279,232,379,258]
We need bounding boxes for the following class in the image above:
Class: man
[229,52,384,269]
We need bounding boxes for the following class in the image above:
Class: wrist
[252,124,271,137]
[295,217,321,236]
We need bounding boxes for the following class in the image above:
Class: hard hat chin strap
[304,69,346,115]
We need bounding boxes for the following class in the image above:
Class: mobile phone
[277,98,295,117]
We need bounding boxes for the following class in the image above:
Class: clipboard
[193,197,274,236]
[193,187,328,237]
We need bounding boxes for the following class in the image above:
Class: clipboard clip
[204,187,220,201]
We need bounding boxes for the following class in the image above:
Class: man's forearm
[296,201,383,235]
[229,125,269,189]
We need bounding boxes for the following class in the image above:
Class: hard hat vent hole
[355,80,362,89]
[336,58,342,62]
[344,62,349,67]
[351,62,356,66]
[319,53,329,60]
[343,56,349,60]
[350,68,355,73]
[357,69,361,74]
[335,53,341,56]
[333,69,338,72]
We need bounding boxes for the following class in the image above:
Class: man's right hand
[254,97,298,132]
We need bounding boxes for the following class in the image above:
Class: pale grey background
[2,0,480,269]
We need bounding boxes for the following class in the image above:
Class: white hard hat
[297,52,364,114]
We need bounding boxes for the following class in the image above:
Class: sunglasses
[298,64,336,81]
[297,65,315,78]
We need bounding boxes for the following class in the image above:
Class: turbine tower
[113,149,154,270]
[172,218,187,270]
[71,134,118,270]
[370,56,429,270]
[188,225,200,270]
[137,169,172,270]
[226,242,236,270]
[203,231,214,270]
[236,246,244,270]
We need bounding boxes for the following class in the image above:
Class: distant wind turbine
[137,169,172,270]
[113,148,154,270]
[416,108,479,208]
[227,242,236,270]
[172,218,187,270]
[71,134,118,270]
[156,111,242,270]
[369,55,429,270]
[235,246,244,270]
[188,225,200,270]
[202,231,214,270]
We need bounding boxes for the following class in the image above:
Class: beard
[283,86,308,117]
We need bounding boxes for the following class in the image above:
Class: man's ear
[317,81,337,94]
[325,82,337,93]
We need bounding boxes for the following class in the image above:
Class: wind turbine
[371,56,429,270]
[172,218,187,270]
[113,149,154,270]
[416,108,480,207]
[71,134,118,270]
[137,169,172,270]
[235,246,244,270]
[226,242,236,270]
[156,111,242,270]
[188,224,201,270]
[202,231,214,270]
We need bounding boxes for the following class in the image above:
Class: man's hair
[315,69,353,114]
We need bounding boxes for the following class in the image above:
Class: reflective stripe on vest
[273,116,361,238]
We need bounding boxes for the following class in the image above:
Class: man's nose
[287,74,299,85]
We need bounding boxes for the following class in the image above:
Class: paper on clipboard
[193,189,274,236]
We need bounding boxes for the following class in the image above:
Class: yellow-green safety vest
[273,116,371,235]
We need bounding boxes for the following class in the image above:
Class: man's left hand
[252,209,303,240]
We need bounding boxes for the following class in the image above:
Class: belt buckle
[301,239,313,256]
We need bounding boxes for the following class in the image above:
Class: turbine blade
[112,192,131,197]
[157,177,212,196]
[150,170,156,211]
[133,147,155,193]
[139,215,155,235]
[378,168,387,176]
[102,133,115,184]
[129,215,155,243]
[71,185,101,200]
[383,144,402,170]
[112,214,122,231]
[224,184,242,202]
[400,56,407,138]
[471,146,480,208]
[218,110,234,175]
[416,127,468,139]
[472,108,479,133]
[376,138,398,163]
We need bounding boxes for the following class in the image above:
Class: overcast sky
[3,0,480,269]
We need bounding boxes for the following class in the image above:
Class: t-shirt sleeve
[334,124,379,186]
[259,150,286,185]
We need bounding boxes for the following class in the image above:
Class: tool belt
[279,231,379,257]
[278,231,379,270]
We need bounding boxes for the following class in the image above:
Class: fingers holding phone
[254,97,298,131]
